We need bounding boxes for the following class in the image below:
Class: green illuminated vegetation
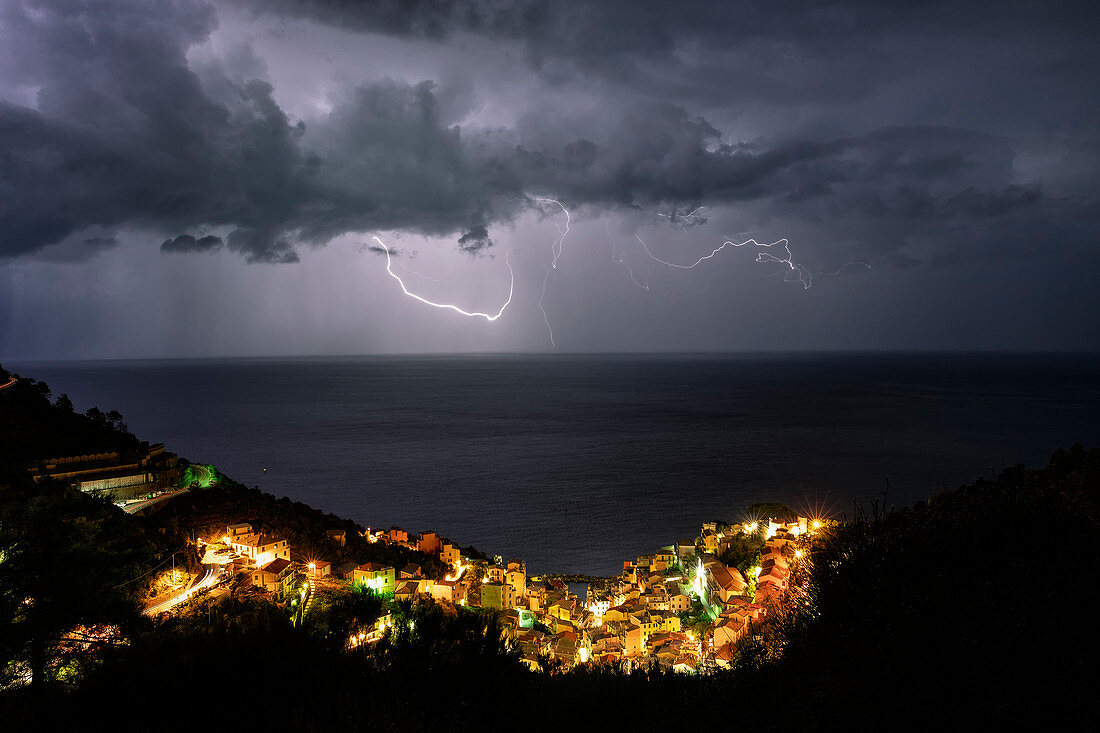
[181,463,218,489]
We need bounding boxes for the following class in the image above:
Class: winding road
[144,565,222,615]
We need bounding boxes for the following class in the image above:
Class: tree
[0,477,153,690]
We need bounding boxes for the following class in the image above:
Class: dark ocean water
[8,354,1099,575]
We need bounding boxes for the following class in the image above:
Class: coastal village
[149,508,821,673]
[18,420,821,673]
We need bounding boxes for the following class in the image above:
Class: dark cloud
[0,0,1096,280]
[456,226,494,256]
[247,1,1100,110]
[0,1,313,264]
[160,234,225,254]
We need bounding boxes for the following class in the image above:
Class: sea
[8,353,1099,576]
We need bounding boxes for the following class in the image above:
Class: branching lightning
[534,198,571,269]
[372,236,514,321]
[533,198,575,347]
[635,232,813,289]
[371,196,862,346]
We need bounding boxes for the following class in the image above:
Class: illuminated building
[481,581,516,610]
[430,579,460,603]
[417,530,440,555]
[27,443,181,501]
[252,558,293,600]
[653,547,676,571]
[505,567,526,597]
[439,541,461,568]
[708,564,747,604]
[307,560,331,578]
[675,538,697,564]
[395,580,419,602]
[353,563,396,595]
[226,522,252,538]
[230,533,290,567]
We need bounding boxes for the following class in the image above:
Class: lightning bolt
[613,250,651,290]
[538,265,556,347]
[532,198,575,347]
[534,198,571,269]
[635,233,813,289]
[372,236,514,321]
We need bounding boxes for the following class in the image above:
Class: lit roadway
[0,377,16,391]
[144,565,222,616]
[121,487,190,515]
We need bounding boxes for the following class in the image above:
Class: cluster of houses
[197,516,816,673]
[198,522,296,599]
[583,517,813,671]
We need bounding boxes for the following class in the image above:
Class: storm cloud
[160,234,225,254]
[0,0,1096,273]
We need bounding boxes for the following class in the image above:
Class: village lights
[691,558,707,599]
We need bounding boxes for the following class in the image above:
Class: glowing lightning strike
[534,198,571,268]
[372,236,514,321]
[613,250,651,290]
[635,233,813,289]
[538,265,556,347]
[532,198,574,347]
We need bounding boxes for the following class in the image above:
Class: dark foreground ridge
[1,363,1096,729]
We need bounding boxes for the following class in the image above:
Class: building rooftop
[259,558,291,575]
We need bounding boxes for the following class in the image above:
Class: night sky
[1,0,1098,358]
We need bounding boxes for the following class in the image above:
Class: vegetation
[678,597,714,639]
[0,367,140,470]
[0,463,172,691]
[727,444,1099,727]
[744,502,796,521]
[717,532,764,577]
